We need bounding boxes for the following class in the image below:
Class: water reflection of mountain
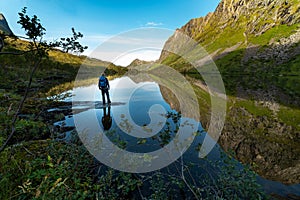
[159,85,180,112]
[126,68,181,112]
[127,64,199,121]
[221,106,300,185]
[127,65,299,185]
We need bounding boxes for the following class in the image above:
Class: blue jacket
[98,75,110,90]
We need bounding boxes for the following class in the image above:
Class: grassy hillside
[0,36,127,144]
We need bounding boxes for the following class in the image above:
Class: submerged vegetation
[0,111,267,199]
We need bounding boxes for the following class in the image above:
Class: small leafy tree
[0,7,88,152]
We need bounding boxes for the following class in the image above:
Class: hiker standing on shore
[98,73,111,105]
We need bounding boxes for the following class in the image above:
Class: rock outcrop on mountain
[0,13,14,52]
[160,0,300,62]
[181,0,299,38]
[0,13,13,36]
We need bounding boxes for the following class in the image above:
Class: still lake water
[53,76,300,197]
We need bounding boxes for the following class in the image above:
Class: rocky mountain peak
[159,0,300,62]
[0,13,14,36]
[127,58,154,68]
[215,0,299,22]
[180,0,299,40]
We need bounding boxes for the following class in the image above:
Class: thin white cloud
[145,22,163,26]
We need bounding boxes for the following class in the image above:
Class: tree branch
[180,155,200,200]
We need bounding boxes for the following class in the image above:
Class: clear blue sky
[0,0,221,64]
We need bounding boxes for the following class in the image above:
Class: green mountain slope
[158,0,300,184]
[160,0,300,102]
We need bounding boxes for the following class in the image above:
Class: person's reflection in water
[102,106,112,130]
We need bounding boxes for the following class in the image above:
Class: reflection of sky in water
[72,77,172,128]
[71,76,195,153]
[110,77,163,103]
[70,76,161,102]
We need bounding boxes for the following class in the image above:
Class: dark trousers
[101,88,111,104]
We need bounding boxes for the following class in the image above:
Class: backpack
[99,76,107,88]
